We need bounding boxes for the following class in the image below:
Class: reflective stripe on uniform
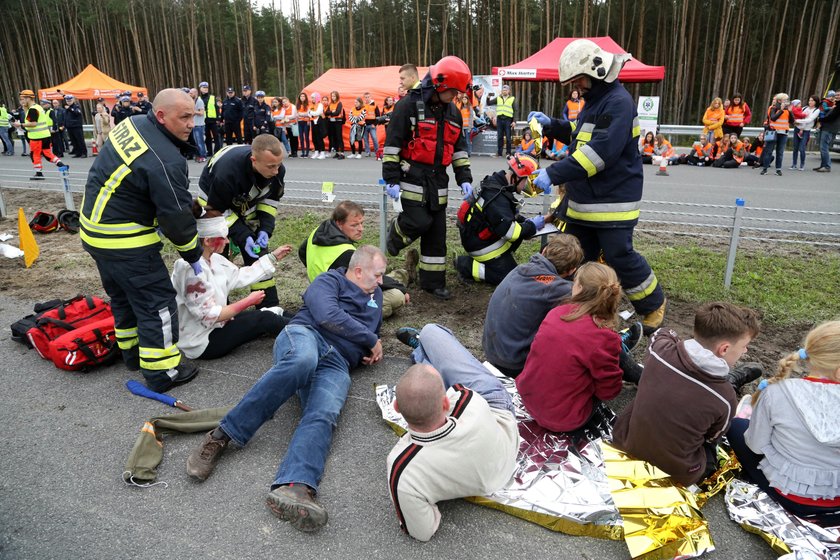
[565,200,641,222]
[80,214,155,235]
[468,237,513,262]
[383,146,401,155]
[471,260,486,281]
[383,154,400,163]
[172,233,198,252]
[394,220,412,245]
[80,229,161,249]
[452,150,468,160]
[576,123,595,143]
[115,326,139,349]
[418,255,446,271]
[504,220,522,242]
[572,144,606,177]
[90,165,132,222]
[139,344,180,359]
[399,181,424,202]
[256,201,277,216]
[452,156,470,168]
[625,271,659,301]
[631,117,641,138]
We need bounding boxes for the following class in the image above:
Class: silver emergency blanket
[725,478,840,559]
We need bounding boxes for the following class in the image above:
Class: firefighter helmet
[558,39,630,85]
[428,56,472,93]
[19,89,35,98]
[507,153,539,178]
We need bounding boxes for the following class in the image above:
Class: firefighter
[199,81,222,155]
[529,38,667,334]
[18,90,66,180]
[241,85,258,144]
[222,87,243,145]
[382,55,474,300]
[80,89,202,392]
[455,153,547,285]
[197,134,286,308]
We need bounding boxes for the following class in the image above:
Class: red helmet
[428,56,472,93]
[507,154,539,178]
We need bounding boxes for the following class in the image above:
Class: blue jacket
[543,80,643,228]
[291,268,382,368]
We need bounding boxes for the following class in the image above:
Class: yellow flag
[17,208,39,268]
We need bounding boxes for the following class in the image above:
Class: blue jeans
[0,126,12,154]
[819,129,835,169]
[462,128,472,156]
[362,124,378,155]
[762,133,787,170]
[219,324,352,490]
[273,126,291,153]
[298,120,311,154]
[791,129,810,168]
[410,324,514,415]
[192,126,207,158]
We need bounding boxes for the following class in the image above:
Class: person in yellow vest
[486,84,516,157]
[18,90,66,180]
[0,102,13,155]
[298,200,412,318]
[760,92,794,176]
[562,89,585,121]
[199,81,222,156]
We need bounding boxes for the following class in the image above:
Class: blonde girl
[729,321,840,526]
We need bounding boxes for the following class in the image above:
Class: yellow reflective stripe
[256,203,277,216]
[471,259,485,282]
[576,131,592,142]
[140,354,181,371]
[251,278,275,289]
[197,197,208,207]
[507,221,522,242]
[438,197,448,205]
[565,207,640,222]
[139,344,180,359]
[394,220,411,245]
[172,233,198,252]
[418,255,446,271]
[117,338,139,350]
[631,117,641,138]
[626,272,659,301]
[452,157,470,168]
[401,191,423,202]
[383,154,400,163]
[470,239,513,262]
[80,214,154,235]
[578,145,606,173]
[225,213,240,226]
[115,326,138,337]
[80,229,162,249]
[570,121,578,132]
[572,149,598,177]
[90,164,132,222]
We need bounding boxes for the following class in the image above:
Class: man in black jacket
[80,89,202,392]
[241,85,258,144]
[64,94,87,157]
[222,87,243,145]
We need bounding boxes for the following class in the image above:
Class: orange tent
[39,64,148,101]
[302,66,427,150]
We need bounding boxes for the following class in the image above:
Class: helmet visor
[523,172,543,198]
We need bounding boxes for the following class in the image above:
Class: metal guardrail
[2,170,839,288]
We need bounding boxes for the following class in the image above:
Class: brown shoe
[186,430,228,481]
[266,484,328,532]
[404,248,419,287]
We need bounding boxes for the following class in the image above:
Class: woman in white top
[171,215,293,360]
[93,103,111,151]
[309,92,327,159]
[791,95,821,171]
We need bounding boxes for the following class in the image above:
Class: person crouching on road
[171,214,292,360]
[455,153,546,285]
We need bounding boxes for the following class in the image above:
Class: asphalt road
[0,293,778,560]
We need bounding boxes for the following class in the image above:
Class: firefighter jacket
[80,112,201,263]
[222,96,243,123]
[382,80,472,211]
[241,95,257,122]
[254,101,272,132]
[197,145,285,250]
[457,171,537,261]
[542,79,643,228]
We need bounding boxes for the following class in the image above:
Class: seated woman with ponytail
[171,214,293,360]
[728,321,840,526]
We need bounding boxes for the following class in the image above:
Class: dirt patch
[0,189,807,382]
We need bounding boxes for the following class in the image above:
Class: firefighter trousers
[92,251,182,388]
[455,251,517,286]
[563,222,665,315]
[230,233,279,308]
[387,204,447,291]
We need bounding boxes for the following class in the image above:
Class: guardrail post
[378,179,387,254]
[0,187,6,218]
[724,198,745,289]
[59,166,75,211]
[540,191,551,250]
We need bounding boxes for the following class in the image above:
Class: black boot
[727,362,763,392]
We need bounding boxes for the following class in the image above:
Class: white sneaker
[356,154,362,159]
[317,153,325,159]
[310,151,318,159]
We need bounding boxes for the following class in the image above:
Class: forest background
[3,0,839,123]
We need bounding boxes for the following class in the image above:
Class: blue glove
[533,168,552,195]
[244,236,260,258]
[256,230,269,249]
[530,215,546,230]
[526,111,551,127]
[385,183,400,200]
[189,260,203,276]
[460,182,473,200]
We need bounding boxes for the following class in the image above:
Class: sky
[252,0,331,15]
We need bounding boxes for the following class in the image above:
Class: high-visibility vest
[725,105,745,126]
[305,229,355,282]
[0,106,9,126]
[382,105,394,116]
[205,95,217,119]
[732,141,745,163]
[496,95,515,118]
[767,108,791,132]
[27,104,51,139]
[458,101,472,128]
[349,107,365,124]
[659,140,674,157]
[520,138,535,152]
[566,99,584,120]
[283,106,297,125]
[297,104,310,122]
[271,108,283,127]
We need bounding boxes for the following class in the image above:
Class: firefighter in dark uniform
[253,91,272,136]
[382,55,474,300]
[80,89,202,392]
[198,81,222,156]
[529,39,667,334]
[455,154,547,285]
[241,85,258,144]
[197,134,286,308]
[222,87,243,145]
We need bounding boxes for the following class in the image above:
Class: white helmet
[558,39,630,85]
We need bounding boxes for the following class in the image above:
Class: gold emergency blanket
[376,366,727,557]
[725,478,840,559]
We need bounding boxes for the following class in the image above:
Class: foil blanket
[725,478,840,559]
[376,363,725,558]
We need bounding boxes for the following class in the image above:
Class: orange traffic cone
[656,158,669,176]
[91,139,99,156]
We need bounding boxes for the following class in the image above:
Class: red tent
[492,36,665,83]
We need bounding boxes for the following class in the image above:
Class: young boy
[610,302,761,486]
